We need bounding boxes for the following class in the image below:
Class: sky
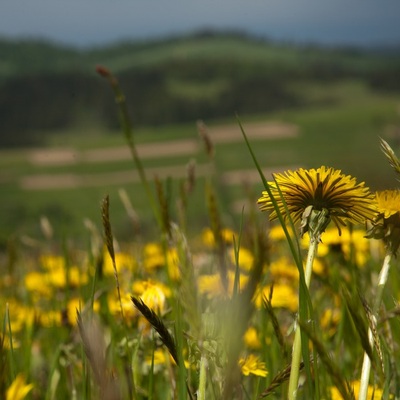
[1,0,400,48]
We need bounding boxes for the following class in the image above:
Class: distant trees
[0,34,399,147]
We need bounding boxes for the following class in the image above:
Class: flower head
[239,354,268,377]
[258,166,376,241]
[366,189,400,255]
[6,374,33,400]
[329,380,393,399]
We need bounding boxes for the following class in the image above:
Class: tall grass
[0,67,399,400]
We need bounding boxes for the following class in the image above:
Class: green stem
[288,237,318,400]
[358,251,392,400]
[198,355,207,400]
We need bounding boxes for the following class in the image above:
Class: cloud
[1,0,399,47]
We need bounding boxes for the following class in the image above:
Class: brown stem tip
[95,65,111,78]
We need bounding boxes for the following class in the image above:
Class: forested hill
[1,31,399,147]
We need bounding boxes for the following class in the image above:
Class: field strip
[27,121,298,166]
[20,164,214,190]
[19,164,300,191]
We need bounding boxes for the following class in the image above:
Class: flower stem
[358,251,392,400]
[198,355,207,400]
[288,237,318,400]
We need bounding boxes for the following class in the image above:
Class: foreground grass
[1,149,399,399]
[1,69,400,399]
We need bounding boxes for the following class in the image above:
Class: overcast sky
[2,0,400,48]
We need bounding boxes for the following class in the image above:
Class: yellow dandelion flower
[367,190,400,255]
[375,189,400,219]
[329,380,393,399]
[258,166,377,240]
[201,227,236,247]
[228,247,254,272]
[47,265,88,288]
[6,374,34,400]
[66,298,100,326]
[243,326,262,350]
[40,254,64,271]
[142,242,165,271]
[103,251,136,276]
[254,283,298,312]
[132,280,170,315]
[197,271,249,298]
[38,310,62,327]
[268,257,323,282]
[5,301,35,333]
[108,292,138,322]
[24,271,53,298]
[239,354,268,377]
[269,257,299,281]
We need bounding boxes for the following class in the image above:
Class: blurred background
[1,0,400,244]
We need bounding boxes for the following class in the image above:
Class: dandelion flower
[259,167,376,399]
[367,189,400,255]
[243,326,262,350]
[329,380,393,399]
[239,354,268,377]
[258,166,376,241]
[6,374,33,400]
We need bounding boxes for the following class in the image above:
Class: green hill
[0,31,399,147]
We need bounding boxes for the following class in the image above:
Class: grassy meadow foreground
[2,76,400,399]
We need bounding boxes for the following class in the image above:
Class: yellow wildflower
[254,283,298,312]
[329,380,392,399]
[197,271,249,298]
[239,354,268,377]
[6,374,34,400]
[258,166,377,241]
[243,326,262,350]
[201,227,236,247]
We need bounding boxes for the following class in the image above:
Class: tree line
[1,33,399,147]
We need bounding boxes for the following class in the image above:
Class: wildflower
[329,380,392,399]
[142,242,165,271]
[40,254,64,271]
[243,326,262,350]
[4,301,35,333]
[6,374,34,400]
[48,265,88,288]
[66,298,100,326]
[254,283,298,312]
[24,272,53,298]
[201,227,236,247]
[132,280,170,315]
[367,189,400,255]
[239,354,268,377]
[103,251,136,276]
[301,226,372,267]
[108,292,138,322]
[197,271,249,298]
[228,247,254,272]
[258,166,376,241]
[259,167,376,400]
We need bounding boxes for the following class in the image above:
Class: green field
[1,78,399,245]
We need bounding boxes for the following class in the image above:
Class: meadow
[1,34,400,399]
[1,78,399,244]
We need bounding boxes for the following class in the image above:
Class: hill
[0,31,400,147]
